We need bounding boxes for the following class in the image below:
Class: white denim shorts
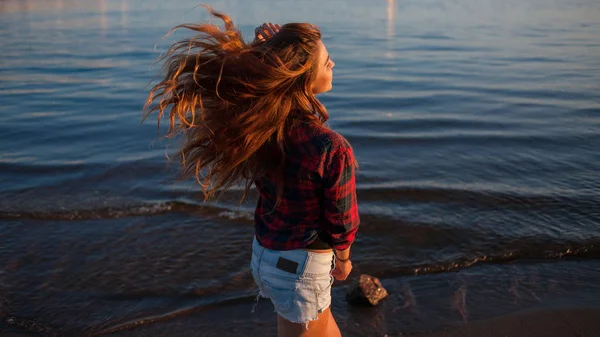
[250,236,335,325]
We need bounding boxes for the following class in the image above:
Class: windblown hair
[144,6,328,202]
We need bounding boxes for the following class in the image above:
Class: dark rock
[345,274,388,306]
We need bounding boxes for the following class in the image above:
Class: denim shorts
[250,236,335,325]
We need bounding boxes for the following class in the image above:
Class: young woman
[145,8,360,337]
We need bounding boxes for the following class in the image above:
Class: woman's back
[255,121,359,252]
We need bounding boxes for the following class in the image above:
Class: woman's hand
[254,22,281,42]
[331,258,352,281]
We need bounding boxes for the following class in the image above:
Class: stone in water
[346,274,388,306]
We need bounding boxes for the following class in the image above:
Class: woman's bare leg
[325,309,342,337]
[277,307,341,337]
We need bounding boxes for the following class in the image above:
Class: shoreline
[3,307,600,336]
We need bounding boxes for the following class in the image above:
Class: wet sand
[3,307,599,336]
[414,308,600,337]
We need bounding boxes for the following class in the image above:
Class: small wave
[357,184,596,211]
[0,161,93,174]
[0,203,174,221]
[87,292,257,336]
[88,305,201,336]
[346,131,598,148]
[382,240,600,278]
[0,201,252,222]
[1,316,62,337]
[218,210,254,221]
[339,117,519,133]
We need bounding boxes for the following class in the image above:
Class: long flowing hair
[144,6,328,202]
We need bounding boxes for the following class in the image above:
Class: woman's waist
[303,230,333,251]
[303,247,333,254]
[253,236,334,276]
[254,223,332,251]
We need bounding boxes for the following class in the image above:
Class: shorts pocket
[262,278,296,314]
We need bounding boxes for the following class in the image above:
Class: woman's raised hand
[254,23,281,42]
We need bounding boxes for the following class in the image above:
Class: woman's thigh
[277,306,341,337]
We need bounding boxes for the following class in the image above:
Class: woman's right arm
[322,143,360,280]
[332,246,352,281]
[323,146,360,249]
[253,22,281,42]
[334,246,351,261]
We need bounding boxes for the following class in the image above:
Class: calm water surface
[1,0,599,335]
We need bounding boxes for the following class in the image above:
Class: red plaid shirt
[254,121,360,251]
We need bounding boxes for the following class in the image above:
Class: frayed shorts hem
[257,291,330,330]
